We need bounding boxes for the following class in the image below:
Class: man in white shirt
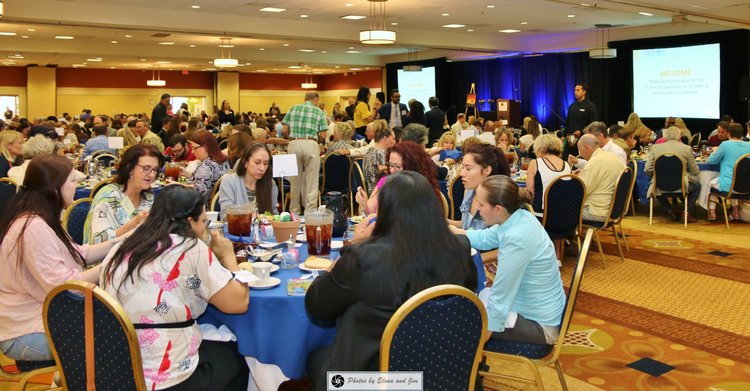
[568,121,627,169]
[576,134,626,221]
[477,120,496,144]
[451,113,469,134]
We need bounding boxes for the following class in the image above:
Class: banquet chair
[210,175,224,208]
[380,284,486,391]
[0,177,18,216]
[350,160,367,215]
[439,192,450,218]
[626,159,638,216]
[275,178,291,212]
[480,228,594,391]
[320,154,352,208]
[91,150,118,168]
[210,192,221,213]
[648,154,688,227]
[710,153,750,229]
[88,177,115,198]
[0,351,59,391]
[582,166,633,265]
[62,197,93,245]
[447,173,465,220]
[540,175,586,262]
[688,133,701,149]
[43,281,147,391]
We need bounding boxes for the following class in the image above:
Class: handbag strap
[84,282,96,391]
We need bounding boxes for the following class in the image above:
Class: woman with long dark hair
[189,130,229,205]
[306,171,477,390]
[218,143,279,213]
[100,185,249,390]
[0,155,119,361]
[84,144,164,244]
[217,100,238,126]
[353,86,381,139]
[406,99,426,126]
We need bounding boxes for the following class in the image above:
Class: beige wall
[57,88,214,118]
[216,72,239,112]
[27,67,56,120]
[238,88,381,116]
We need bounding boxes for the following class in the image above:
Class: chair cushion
[710,188,750,199]
[582,220,608,229]
[545,228,577,239]
[484,339,553,360]
[15,360,56,371]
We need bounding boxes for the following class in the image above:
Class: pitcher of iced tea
[305,205,334,256]
[225,203,255,237]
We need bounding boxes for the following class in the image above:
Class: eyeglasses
[386,162,403,170]
[136,164,159,175]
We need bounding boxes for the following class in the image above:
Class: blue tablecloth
[634,159,719,204]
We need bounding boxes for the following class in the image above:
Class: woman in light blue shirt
[707,123,750,221]
[451,175,565,345]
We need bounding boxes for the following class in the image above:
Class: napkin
[199,324,237,342]
[233,270,260,284]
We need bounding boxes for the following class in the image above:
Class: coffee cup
[251,261,273,283]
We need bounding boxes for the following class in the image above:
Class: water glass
[280,251,299,269]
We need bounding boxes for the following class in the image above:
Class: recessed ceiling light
[260,7,286,12]
[467,29,474,32]
[298,49,315,52]
[348,46,354,49]
[346,50,361,54]
[157,61,171,64]
[218,44,234,48]
[580,3,591,6]
[442,13,450,16]
[191,5,200,9]
[273,68,278,70]
[140,58,147,61]
[55,35,74,39]
[443,24,465,28]
[27,28,36,32]
[158,42,175,45]
[245,62,251,65]
[87,58,102,62]
[567,14,575,18]
[207,61,213,64]
[259,48,265,51]
[335,66,341,68]
[300,14,308,18]
[499,29,521,33]
[125,35,132,38]
[345,3,353,6]
[321,50,327,54]
[111,40,118,43]
[0,32,17,36]
[283,43,290,47]
[110,67,116,69]
[21,36,29,39]
[391,22,398,26]
[487,5,495,8]
[189,44,196,48]
[639,12,653,16]
[256,70,267,72]
[288,65,303,69]
[341,15,366,20]
[520,21,528,25]
[350,67,362,71]
[313,71,323,74]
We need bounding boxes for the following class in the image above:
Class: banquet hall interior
[1,0,750,390]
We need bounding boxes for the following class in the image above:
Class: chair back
[218,138,228,150]
[43,281,146,391]
[321,154,352,194]
[689,133,701,148]
[210,175,224,207]
[609,166,634,224]
[541,174,585,236]
[447,173,465,220]
[91,151,118,168]
[548,228,594,362]
[380,285,487,391]
[89,178,115,199]
[438,192,450,218]
[350,159,367,213]
[210,192,221,213]
[0,178,18,216]
[653,154,686,195]
[63,198,93,245]
[728,154,750,197]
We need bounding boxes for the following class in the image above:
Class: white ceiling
[0,0,747,72]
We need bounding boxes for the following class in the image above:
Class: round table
[634,159,719,209]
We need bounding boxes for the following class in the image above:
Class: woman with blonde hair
[624,112,653,144]
[0,130,24,178]
[674,118,691,140]
[526,134,571,212]
[326,122,356,156]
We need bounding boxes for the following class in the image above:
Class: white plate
[471,248,477,256]
[248,277,281,290]
[299,261,332,272]
[331,240,343,250]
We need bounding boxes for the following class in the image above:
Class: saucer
[248,277,281,290]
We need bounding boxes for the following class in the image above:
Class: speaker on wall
[740,76,750,102]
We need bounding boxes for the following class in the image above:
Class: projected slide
[396,66,436,107]
[633,43,720,119]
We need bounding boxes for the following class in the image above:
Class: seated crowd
[1,93,749,390]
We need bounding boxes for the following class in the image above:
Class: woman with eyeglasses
[0,155,120,361]
[100,185,249,390]
[84,144,165,244]
[189,130,230,206]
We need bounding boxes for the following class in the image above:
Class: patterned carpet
[483,216,750,390]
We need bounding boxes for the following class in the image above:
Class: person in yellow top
[575,134,625,222]
[353,86,381,141]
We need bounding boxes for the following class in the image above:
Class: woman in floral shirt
[84,144,164,244]
[100,185,249,390]
[189,130,230,206]
[361,121,394,195]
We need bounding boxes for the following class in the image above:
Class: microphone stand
[544,104,566,136]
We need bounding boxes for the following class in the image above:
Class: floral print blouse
[191,158,230,206]
[99,235,233,390]
[362,147,387,196]
[84,183,154,244]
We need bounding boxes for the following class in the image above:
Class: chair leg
[593,230,606,267]
[721,198,730,230]
[683,197,688,228]
[649,197,653,226]
[555,360,568,391]
[611,226,625,262]
[619,222,629,252]
[630,197,636,216]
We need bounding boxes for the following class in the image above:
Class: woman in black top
[217,100,238,126]
[305,171,477,391]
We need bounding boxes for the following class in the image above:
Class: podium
[496,99,520,128]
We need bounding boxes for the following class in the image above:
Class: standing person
[285,91,329,215]
[344,98,355,120]
[425,96,446,146]
[377,89,408,129]
[353,87,381,139]
[218,100,238,126]
[565,83,598,136]
[151,93,170,133]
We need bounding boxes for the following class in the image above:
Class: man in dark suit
[377,89,408,129]
[344,98,355,120]
[151,93,170,132]
[424,96,445,145]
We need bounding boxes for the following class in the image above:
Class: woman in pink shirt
[0,154,119,361]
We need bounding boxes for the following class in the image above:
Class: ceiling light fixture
[341,15,366,20]
[499,29,521,33]
[442,24,465,28]
[214,37,239,67]
[359,0,395,44]
[158,42,175,45]
[260,7,286,12]
[298,49,315,52]
[55,35,74,39]
[0,1,4,17]
[403,48,422,72]
[191,5,200,9]
[301,71,317,89]
[639,12,653,16]
[147,66,166,87]
[589,24,617,59]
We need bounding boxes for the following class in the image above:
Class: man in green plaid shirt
[284,91,328,214]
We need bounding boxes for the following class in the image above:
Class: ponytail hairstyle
[462,143,511,177]
[478,175,530,214]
